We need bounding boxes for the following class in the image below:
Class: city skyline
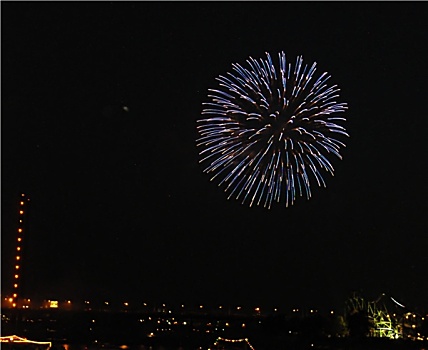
[2,191,426,314]
[2,2,427,312]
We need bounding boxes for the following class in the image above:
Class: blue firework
[196,52,349,208]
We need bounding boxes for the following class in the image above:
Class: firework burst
[196,52,349,208]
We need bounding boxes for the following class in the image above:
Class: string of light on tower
[211,337,255,350]
[11,193,30,308]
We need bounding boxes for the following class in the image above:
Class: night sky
[2,2,427,312]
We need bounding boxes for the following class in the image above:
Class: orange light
[18,228,23,233]
[14,284,18,288]
[15,274,19,279]
[13,294,17,298]
[19,211,24,215]
[12,303,16,308]
[17,247,21,251]
[16,256,21,260]
[8,298,13,302]
[18,238,22,242]
[20,201,24,205]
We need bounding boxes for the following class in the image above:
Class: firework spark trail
[196,52,349,208]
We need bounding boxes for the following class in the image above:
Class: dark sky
[2,2,427,313]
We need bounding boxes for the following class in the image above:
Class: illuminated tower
[11,193,30,308]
